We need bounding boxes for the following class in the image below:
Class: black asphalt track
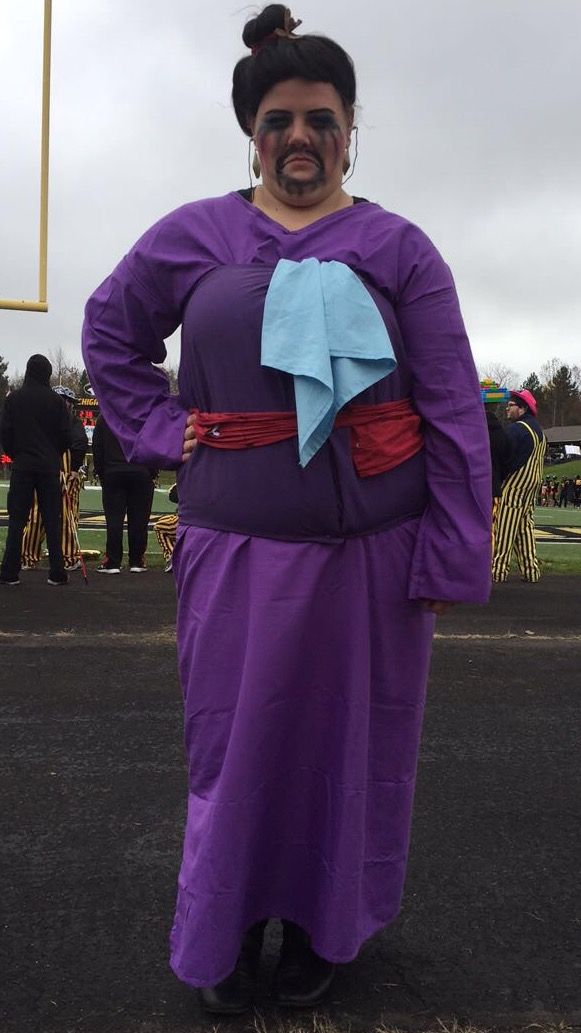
[1,571,580,1033]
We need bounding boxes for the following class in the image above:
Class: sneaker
[21,564,38,571]
[0,576,20,586]
[129,565,147,573]
[66,560,82,571]
[163,558,173,574]
[97,563,121,574]
[47,573,68,586]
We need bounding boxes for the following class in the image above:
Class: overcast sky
[1,0,580,385]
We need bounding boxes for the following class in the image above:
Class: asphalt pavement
[1,570,579,1033]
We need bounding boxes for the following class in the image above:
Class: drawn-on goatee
[276,168,326,195]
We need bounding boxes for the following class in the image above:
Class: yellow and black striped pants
[492,497,539,583]
[21,473,82,569]
[153,513,178,561]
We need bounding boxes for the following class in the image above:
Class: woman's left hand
[182,413,198,462]
[422,600,454,616]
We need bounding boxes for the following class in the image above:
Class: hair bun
[232,4,354,136]
[242,5,300,49]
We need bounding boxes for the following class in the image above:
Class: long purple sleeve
[82,200,230,467]
[393,224,491,602]
[83,264,185,468]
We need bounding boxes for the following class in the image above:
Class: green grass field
[534,502,581,574]
[535,505,581,526]
[544,459,581,479]
[74,484,176,515]
[0,481,175,512]
[536,544,581,574]
[0,481,174,568]
[2,482,581,574]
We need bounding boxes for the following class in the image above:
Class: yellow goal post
[0,0,52,312]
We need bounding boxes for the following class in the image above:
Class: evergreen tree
[519,371,549,424]
[525,358,581,428]
[0,355,9,408]
[544,365,581,426]
[520,372,541,394]
[77,368,93,397]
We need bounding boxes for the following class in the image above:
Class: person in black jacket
[480,381,510,553]
[21,386,89,571]
[485,408,510,501]
[92,415,157,573]
[0,354,71,585]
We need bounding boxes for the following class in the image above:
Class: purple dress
[83,192,491,987]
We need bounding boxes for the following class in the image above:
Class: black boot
[272,920,336,1008]
[199,921,266,1015]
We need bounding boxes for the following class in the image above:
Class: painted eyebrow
[261,108,338,117]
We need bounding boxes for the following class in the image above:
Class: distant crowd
[539,476,581,508]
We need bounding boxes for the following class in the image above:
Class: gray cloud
[1,0,580,382]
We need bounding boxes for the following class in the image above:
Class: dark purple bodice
[177,263,427,540]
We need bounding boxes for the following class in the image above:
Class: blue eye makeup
[260,113,292,131]
[308,113,339,131]
[259,110,340,134]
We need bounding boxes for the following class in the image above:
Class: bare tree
[160,363,179,395]
[539,357,562,386]
[8,371,24,391]
[49,346,69,386]
[478,363,520,388]
[48,348,84,393]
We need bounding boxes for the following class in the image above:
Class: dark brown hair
[232,5,356,136]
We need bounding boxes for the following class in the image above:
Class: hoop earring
[248,138,261,181]
[247,139,261,189]
[342,125,358,185]
[247,138,253,190]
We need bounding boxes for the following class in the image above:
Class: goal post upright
[0,0,52,313]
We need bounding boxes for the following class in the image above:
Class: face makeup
[253,80,351,202]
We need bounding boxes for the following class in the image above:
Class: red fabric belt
[191,399,423,478]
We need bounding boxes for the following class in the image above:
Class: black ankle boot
[272,920,336,1008]
[199,920,266,1015]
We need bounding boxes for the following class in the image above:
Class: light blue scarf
[261,258,396,467]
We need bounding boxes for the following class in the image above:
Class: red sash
[191,399,423,478]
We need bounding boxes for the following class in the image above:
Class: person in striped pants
[21,387,88,571]
[492,389,546,583]
[154,483,178,572]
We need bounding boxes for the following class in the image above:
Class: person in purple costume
[82,4,492,1016]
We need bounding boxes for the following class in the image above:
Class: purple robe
[82,192,491,986]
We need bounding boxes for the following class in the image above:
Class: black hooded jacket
[0,355,71,473]
[92,415,157,481]
[485,409,510,497]
[69,415,89,471]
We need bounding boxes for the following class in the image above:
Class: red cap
[509,389,537,417]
